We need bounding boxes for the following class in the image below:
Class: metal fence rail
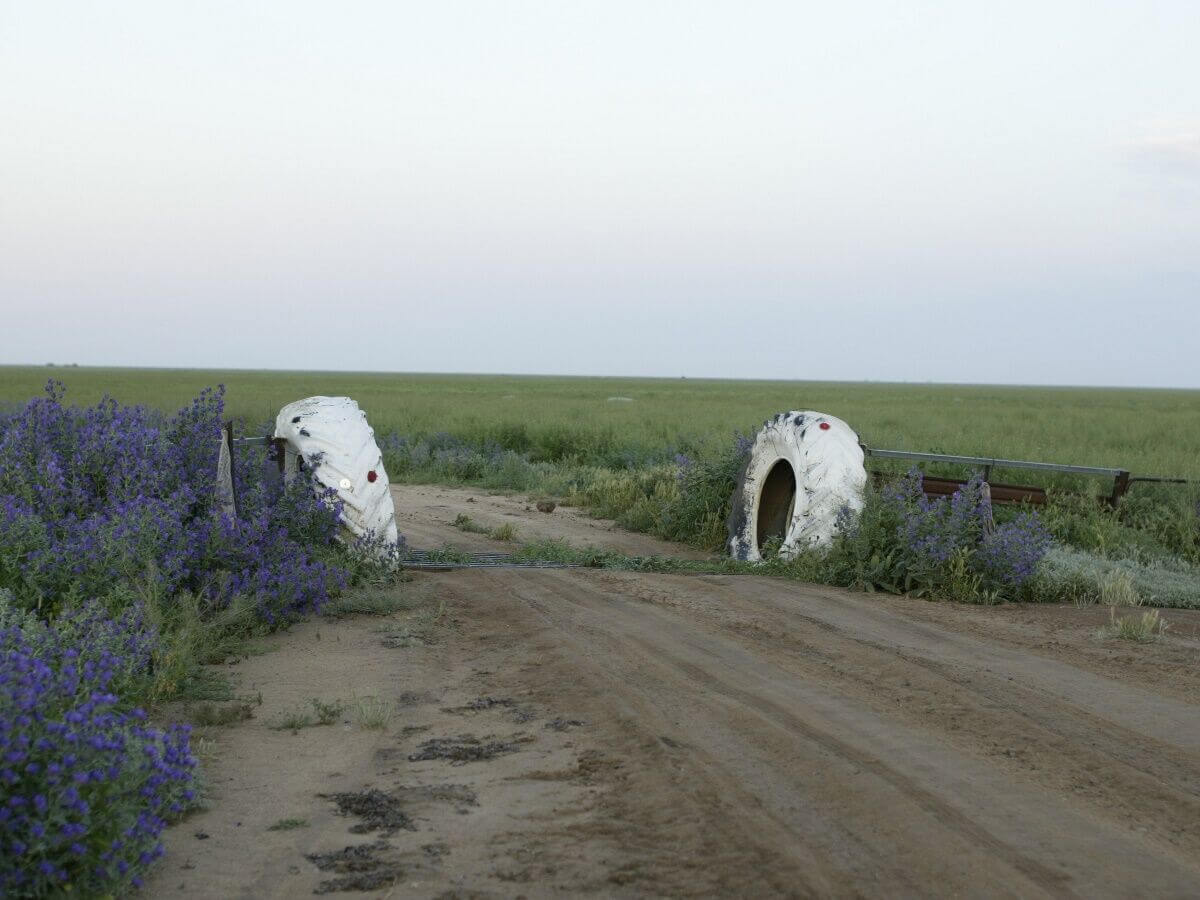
[863,447,1124,477]
[862,446,1192,506]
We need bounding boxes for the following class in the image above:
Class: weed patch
[267,817,310,831]
[188,701,255,727]
[272,698,346,731]
[452,513,490,534]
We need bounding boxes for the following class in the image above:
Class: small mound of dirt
[323,789,415,834]
[408,734,526,764]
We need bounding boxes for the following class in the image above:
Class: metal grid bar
[400,550,576,570]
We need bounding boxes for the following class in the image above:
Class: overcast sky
[2,1,1197,386]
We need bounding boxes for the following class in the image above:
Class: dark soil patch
[408,734,527,764]
[322,789,416,835]
[306,841,405,894]
[396,691,438,706]
[443,696,539,723]
[382,633,429,649]
[545,717,587,732]
[442,696,515,714]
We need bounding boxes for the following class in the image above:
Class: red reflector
[367,470,378,483]
[819,422,831,430]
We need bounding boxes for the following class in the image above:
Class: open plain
[3,367,1198,481]
[147,484,1200,899]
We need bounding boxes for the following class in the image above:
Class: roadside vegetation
[381,428,1197,608]
[0,383,397,896]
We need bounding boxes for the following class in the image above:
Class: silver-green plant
[354,695,394,730]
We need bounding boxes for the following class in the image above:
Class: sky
[2,1,1198,387]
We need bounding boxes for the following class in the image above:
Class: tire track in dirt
[153,488,1200,898]
[464,567,1200,897]
[698,575,1200,751]
[601,572,1200,850]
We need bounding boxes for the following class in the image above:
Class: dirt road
[149,487,1200,898]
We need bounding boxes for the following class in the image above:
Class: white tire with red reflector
[274,396,399,546]
[726,410,866,561]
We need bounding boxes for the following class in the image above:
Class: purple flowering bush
[0,382,346,621]
[0,382,378,894]
[0,598,196,897]
[825,469,1052,601]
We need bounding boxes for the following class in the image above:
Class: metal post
[224,421,239,517]
[980,482,995,534]
[1108,471,1130,508]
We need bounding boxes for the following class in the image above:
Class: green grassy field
[2,366,1197,481]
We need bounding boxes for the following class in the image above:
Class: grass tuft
[271,698,345,731]
[1098,570,1142,607]
[1101,607,1168,642]
[354,696,394,730]
[490,522,519,542]
[267,817,309,831]
[452,513,490,534]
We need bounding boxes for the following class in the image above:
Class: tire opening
[756,459,796,550]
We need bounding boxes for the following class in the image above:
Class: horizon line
[1,362,1198,393]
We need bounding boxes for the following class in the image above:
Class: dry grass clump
[1101,607,1168,643]
[1095,569,1169,641]
[1099,570,1142,607]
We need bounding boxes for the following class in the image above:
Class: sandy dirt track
[148,487,1200,899]
[391,483,714,559]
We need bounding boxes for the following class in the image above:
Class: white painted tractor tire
[274,397,399,547]
[727,411,866,561]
